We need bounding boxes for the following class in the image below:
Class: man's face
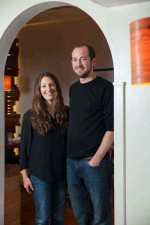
[71,46,96,79]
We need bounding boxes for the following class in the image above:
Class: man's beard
[78,71,90,78]
[76,67,93,78]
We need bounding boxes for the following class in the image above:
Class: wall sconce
[4,76,12,91]
[130,17,150,86]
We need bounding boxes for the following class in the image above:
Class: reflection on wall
[130,17,150,86]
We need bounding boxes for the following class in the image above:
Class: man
[67,44,114,225]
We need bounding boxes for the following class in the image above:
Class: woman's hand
[21,169,34,194]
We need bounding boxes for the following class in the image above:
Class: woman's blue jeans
[67,158,111,225]
[30,175,67,225]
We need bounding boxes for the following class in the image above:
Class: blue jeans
[67,158,111,225]
[30,175,67,225]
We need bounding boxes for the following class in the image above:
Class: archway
[0,1,115,224]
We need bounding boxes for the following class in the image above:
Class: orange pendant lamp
[130,17,150,86]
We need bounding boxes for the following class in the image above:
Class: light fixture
[130,17,150,86]
[4,76,11,91]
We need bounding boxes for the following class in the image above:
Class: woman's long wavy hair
[31,72,68,135]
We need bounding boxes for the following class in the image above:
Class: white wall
[0,0,150,225]
[106,3,150,225]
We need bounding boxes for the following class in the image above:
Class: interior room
[0,1,150,225]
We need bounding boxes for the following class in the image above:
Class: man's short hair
[73,44,96,61]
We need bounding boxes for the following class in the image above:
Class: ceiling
[26,0,149,25]
[92,0,150,7]
[26,7,88,25]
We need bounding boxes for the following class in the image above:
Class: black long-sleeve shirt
[67,76,114,159]
[19,110,67,182]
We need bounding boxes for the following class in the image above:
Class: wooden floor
[5,164,21,225]
[21,186,114,225]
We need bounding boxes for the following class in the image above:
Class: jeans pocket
[85,160,101,168]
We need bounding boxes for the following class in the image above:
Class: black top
[19,109,68,182]
[67,76,114,159]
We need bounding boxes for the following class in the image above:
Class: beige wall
[16,14,113,135]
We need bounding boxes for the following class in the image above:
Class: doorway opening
[1,3,114,225]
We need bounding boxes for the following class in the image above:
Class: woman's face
[40,76,57,103]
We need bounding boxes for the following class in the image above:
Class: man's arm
[89,131,114,167]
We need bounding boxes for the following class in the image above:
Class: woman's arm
[19,110,34,194]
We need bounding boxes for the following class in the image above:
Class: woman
[19,72,68,225]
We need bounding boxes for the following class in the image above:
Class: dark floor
[21,186,114,225]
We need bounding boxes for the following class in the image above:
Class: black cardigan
[19,109,68,182]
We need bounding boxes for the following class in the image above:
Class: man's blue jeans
[67,158,111,225]
[30,175,67,225]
